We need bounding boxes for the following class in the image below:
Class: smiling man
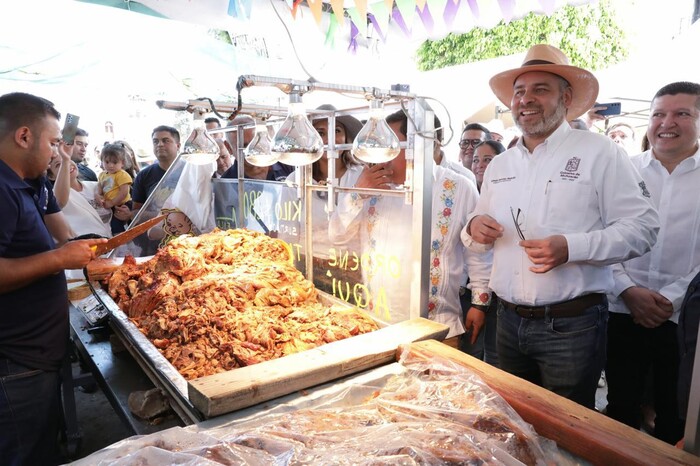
[461,45,660,409]
[605,82,700,444]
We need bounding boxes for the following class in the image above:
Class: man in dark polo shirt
[113,125,181,223]
[0,92,105,465]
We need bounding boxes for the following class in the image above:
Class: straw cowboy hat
[311,104,363,143]
[489,44,599,120]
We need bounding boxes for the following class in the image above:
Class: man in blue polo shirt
[0,92,106,465]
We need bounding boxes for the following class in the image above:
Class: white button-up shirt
[609,147,700,323]
[439,155,477,186]
[462,123,659,305]
[330,165,491,337]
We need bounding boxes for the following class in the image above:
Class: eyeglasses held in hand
[510,206,526,241]
[458,139,482,149]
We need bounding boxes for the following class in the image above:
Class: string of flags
[226,0,566,50]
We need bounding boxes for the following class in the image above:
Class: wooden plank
[188,318,448,418]
[400,340,700,466]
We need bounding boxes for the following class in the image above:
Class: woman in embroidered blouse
[280,105,364,292]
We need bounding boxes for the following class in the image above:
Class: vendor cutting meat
[0,92,106,465]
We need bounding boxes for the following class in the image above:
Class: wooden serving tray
[188,318,448,418]
[400,340,700,466]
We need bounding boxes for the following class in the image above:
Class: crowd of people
[1,42,699,464]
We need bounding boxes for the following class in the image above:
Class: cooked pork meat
[106,229,378,380]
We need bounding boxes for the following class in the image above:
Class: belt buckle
[514,304,535,319]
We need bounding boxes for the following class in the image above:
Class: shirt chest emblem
[560,156,581,181]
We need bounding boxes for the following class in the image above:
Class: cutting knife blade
[92,214,166,257]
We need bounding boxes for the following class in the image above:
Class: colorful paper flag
[307,0,324,25]
[346,6,368,37]
[330,0,345,27]
[368,0,391,42]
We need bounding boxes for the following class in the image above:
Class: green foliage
[208,29,233,45]
[416,0,628,71]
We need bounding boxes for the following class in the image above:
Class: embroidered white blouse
[330,164,491,337]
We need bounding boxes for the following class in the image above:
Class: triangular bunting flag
[426,0,448,28]
[227,0,239,18]
[325,12,339,48]
[416,0,427,12]
[369,1,391,42]
[330,0,345,27]
[394,0,415,31]
[348,21,360,54]
[465,0,480,19]
[355,0,368,27]
[291,0,303,19]
[307,0,324,25]
[443,0,460,28]
[417,3,434,33]
[391,5,412,37]
[346,6,368,37]
[239,0,253,19]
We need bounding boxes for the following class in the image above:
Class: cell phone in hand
[595,102,621,116]
[62,113,80,144]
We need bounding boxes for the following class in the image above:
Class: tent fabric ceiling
[76,0,593,48]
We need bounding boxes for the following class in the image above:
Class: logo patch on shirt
[492,176,516,184]
[639,181,651,198]
[559,157,581,181]
[565,157,580,172]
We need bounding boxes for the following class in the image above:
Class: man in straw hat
[460,44,660,409]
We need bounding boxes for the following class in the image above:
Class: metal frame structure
[86,75,439,423]
[155,75,436,324]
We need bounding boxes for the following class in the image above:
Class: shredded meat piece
[106,229,379,380]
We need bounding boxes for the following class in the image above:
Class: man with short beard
[461,45,659,409]
[114,125,180,222]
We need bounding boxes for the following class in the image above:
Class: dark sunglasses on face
[459,139,482,149]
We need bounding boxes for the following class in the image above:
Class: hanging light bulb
[352,100,400,164]
[181,107,219,165]
[244,122,279,167]
[271,92,323,166]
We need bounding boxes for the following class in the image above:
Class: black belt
[501,293,605,319]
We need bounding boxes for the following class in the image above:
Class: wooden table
[402,340,700,466]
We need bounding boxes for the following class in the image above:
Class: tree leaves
[416,0,628,71]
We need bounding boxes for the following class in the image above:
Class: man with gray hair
[462,44,659,409]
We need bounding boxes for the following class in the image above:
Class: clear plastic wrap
[72,352,568,465]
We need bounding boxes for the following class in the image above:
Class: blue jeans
[0,358,61,466]
[496,299,608,409]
